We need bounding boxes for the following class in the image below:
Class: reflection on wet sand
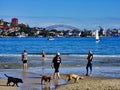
[42,56,46,65]
[41,85,50,90]
[41,79,60,90]
[42,59,45,75]
[22,70,28,80]
[21,71,65,90]
[53,79,60,89]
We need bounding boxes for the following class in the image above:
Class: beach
[0,72,120,90]
[0,54,120,90]
[0,79,17,90]
[56,76,120,90]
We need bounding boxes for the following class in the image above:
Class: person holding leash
[51,52,61,79]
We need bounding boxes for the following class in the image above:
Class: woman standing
[51,52,61,79]
[22,50,28,70]
[86,50,93,76]
[42,50,46,63]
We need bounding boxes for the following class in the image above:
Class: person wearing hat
[51,52,61,79]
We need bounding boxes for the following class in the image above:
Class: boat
[95,30,99,41]
[16,35,26,38]
[48,36,54,40]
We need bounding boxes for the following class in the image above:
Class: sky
[1,0,120,29]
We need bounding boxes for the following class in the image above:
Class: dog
[41,75,52,84]
[67,74,84,83]
[4,74,23,87]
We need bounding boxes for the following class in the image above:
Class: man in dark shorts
[51,52,61,79]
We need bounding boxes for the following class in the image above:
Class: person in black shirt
[86,50,93,76]
[51,52,61,79]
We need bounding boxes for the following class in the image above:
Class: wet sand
[0,69,67,90]
[0,68,120,90]
[0,72,120,90]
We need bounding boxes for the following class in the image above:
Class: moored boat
[48,36,54,40]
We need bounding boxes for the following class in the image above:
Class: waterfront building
[11,18,18,25]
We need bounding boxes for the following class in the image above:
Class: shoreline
[0,54,120,90]
[0,54,120,73]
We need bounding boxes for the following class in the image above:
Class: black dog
[4,74,23,87]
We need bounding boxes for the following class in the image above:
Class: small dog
[41,75,52,84]
[67,74,84,83]
[4,74,23,87]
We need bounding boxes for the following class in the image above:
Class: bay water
[0,37,120,55]
[0,37,120,77]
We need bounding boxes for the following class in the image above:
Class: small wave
[60,54,120,58]
[93,55,120,58]
[0,54,120,58]
[0,54,21,57]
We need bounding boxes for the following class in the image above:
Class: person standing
[51,52,61,79]
[42,50,46,63]
[22,50,28,70]
[86,50,93,76]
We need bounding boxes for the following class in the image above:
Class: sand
[0,79,18,90]
[56,75,120,90]
[0,74,120,90]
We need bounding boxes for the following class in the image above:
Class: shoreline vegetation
[1,18,120,38]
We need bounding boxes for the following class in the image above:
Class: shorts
[23,60,27,63]
[54,65,59,72]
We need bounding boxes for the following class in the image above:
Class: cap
[57,52,60,55]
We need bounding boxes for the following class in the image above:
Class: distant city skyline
[1,0,120,30]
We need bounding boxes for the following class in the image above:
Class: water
[0,37,120,69]
[0,37,120,90]
[0,37,120,68]
[0,37,120,55]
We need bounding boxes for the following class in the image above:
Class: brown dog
[67,74,84,83]
[41,75,52,84]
